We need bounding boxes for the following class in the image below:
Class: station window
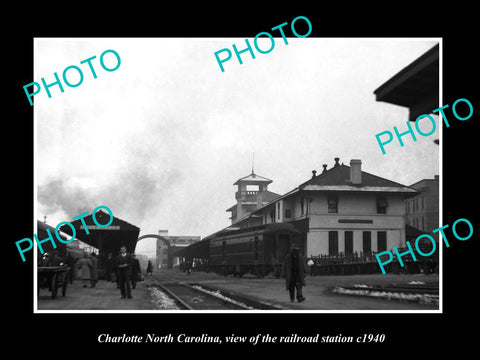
[328,231,338,255]
[344,231,353,255]
[285,209,291,218]
[377,231,387,252]
[363,231,371,254]
[328,194,338,213]
[376,196,388,214]
[270,209,275,223]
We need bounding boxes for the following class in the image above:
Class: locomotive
[208,223,304,277]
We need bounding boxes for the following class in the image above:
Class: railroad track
[149,276,281,310]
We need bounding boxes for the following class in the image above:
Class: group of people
[43,245,307,304]
[43,246,153,300]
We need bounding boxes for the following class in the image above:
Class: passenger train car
[208,223,304,277]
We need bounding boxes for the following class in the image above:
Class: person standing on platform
[104,253,113,282]
[307,258,316,276]
[65,252,76,284]
[130,253,141,289]
[282,247,307,303]
[78,252,92,288]
[186,259,192,275]
[89,252,98,288]
[146,260,153,276]
[115,246,132,299]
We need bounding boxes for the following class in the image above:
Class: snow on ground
[331,286,438,306]
[147,286,181,310]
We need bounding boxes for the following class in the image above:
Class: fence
[309,249,437,275]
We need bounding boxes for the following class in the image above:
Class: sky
[34,37,440,257]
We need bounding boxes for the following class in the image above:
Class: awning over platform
[174,239,210,259]
[59,210,140,256]
[374,44,439,122]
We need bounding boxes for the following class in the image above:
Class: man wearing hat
[130,253,141,289]
[282,246,308,303]
[115,246,132,299]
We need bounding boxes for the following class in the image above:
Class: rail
[149,276,259,310]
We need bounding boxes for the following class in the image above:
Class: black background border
[6,5,478,353]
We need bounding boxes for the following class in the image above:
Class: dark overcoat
[115,254,132,278]
[282,252,308,290]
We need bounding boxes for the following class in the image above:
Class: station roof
[226,190,282,212]
[173,238,210,259]
[37,220,67,256]
[233,172,273,185]
[59,210,140,255]
[374,43,439,121]
[300,164,417,194]
[38,220,67,241]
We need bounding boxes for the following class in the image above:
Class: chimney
[322,164,328,174]
[350,159,362,185]
[312,170,317,178]
[334,157,340,167]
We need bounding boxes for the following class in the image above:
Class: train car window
[254,236,259,260]
[271,236,277,256]
[222,241,226,261]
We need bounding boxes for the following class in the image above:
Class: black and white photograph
[33,37,441,313]
[6,5,479,354]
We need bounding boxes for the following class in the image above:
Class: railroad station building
[226,171,281,225]
[405,175,439,240]
[236,157,418,258]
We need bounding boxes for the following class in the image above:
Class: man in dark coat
[65,252,76,284]
[105,253,114,282]
[146,260,153,276]
[282,247,308,302]
[115,246,132,299]
[89,252,98,288]
[130,253,141,289]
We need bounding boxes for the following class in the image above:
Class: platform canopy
[374,44,439,122]
[59,210,140,256]
[174,238,210,259]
